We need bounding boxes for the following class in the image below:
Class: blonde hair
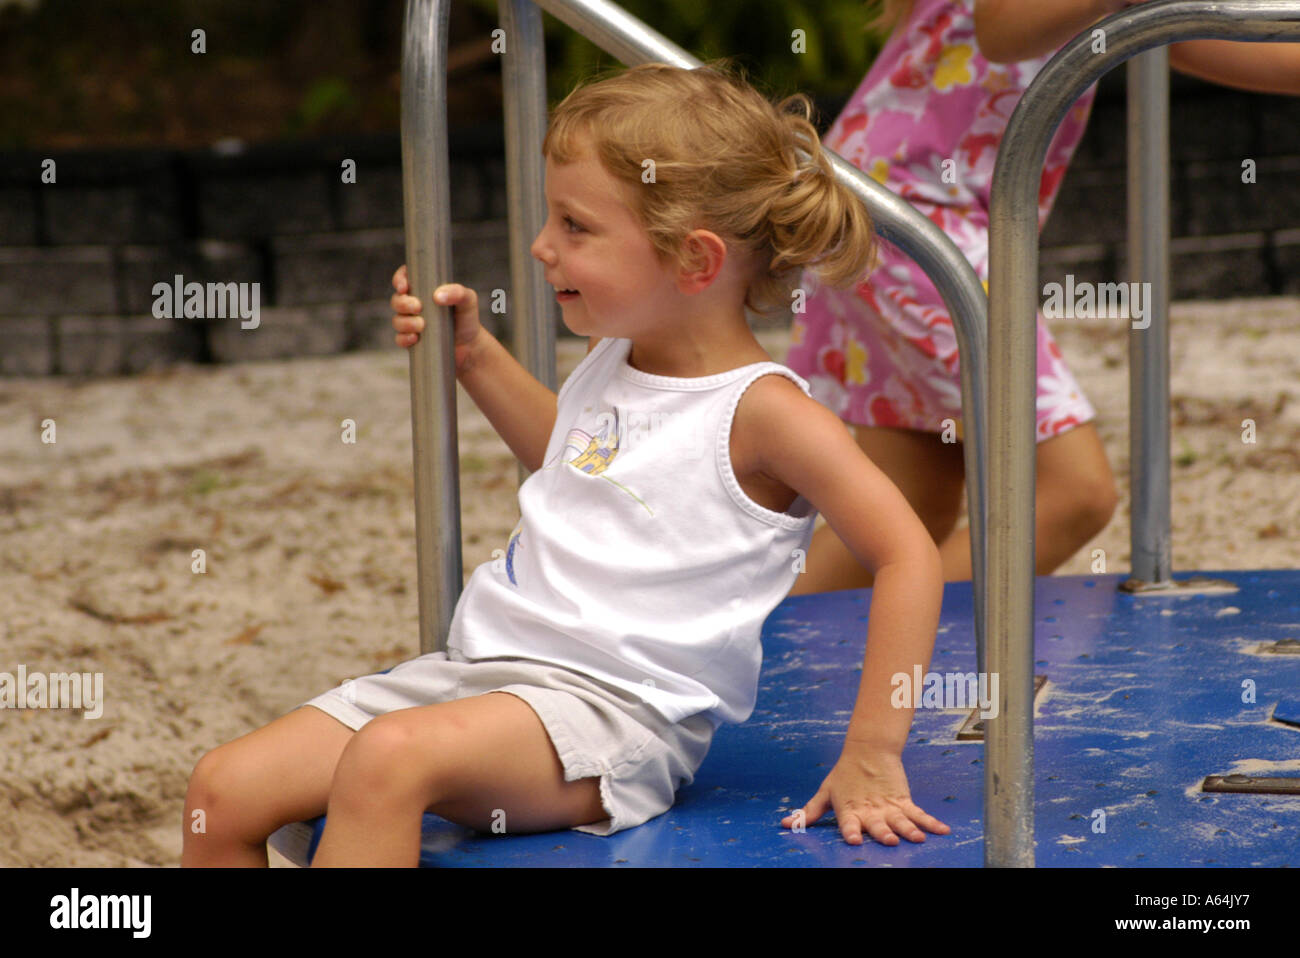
[541,59,877,317]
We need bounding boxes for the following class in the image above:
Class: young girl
[182,60,951,867]
[789,0,1300,596]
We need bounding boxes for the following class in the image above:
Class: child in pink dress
[789,0,1126,594]
[790,0,1300,595]
[788,0,1099,442]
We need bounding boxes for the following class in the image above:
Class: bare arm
[391,272,557,472]
[1169,40,1300,95]
[458,328,557,474]
[750,382,944,756]
[977,0,1300,93]
[741,377,949,844]
[974,0,1122,64]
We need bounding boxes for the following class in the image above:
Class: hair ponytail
[748,93,878,315]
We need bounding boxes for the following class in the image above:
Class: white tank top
[447,336,819,728]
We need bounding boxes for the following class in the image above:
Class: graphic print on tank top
[502,405,652,586]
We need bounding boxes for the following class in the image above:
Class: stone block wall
[1,69,1297,378]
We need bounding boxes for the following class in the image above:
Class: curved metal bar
[987,0,1300,867]
[825,151,989,677]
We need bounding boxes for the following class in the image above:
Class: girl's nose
[530,227,554,265]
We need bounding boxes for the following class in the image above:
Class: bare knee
[185,745,266,845]
[330,714,445,810]
[1036,424,1119,541]
[1088,477,1120,531]
[1047,472,1119,542]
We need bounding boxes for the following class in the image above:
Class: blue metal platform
[280,570,1300,867]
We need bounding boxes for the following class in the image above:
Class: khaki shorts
[302,650,715,836]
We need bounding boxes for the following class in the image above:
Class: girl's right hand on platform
[391,265,486,374]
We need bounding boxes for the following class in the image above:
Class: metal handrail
[986,0,1300,867]
[401,0,993,673]
[1127,48,1174,590]
[401,0,462,661]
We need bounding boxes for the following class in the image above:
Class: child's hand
[781,746,950,846]
[390,265,486,373]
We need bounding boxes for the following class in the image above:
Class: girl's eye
[563,216,584,233]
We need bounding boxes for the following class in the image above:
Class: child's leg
[311,690,604,868]
[1021,420,1120,572]
[182,705,354,867]
[922,421,1118,579]
[790,421,1118,594]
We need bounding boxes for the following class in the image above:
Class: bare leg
[934,420,1119,580]
[182,705,354,867]
[790,422,1119,594]
[311,691,605,868]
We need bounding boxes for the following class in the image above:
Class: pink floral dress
[785,0,1099,443]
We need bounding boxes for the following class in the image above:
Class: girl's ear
[682,237,709,274]
[676,230,728,291]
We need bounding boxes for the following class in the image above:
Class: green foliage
[463,0,888,111]
[288,76,362,134]
[0,0,893,147]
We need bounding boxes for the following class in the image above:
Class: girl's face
[530,139,683,339]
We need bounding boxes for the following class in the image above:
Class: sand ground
[1,295,1297,867]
